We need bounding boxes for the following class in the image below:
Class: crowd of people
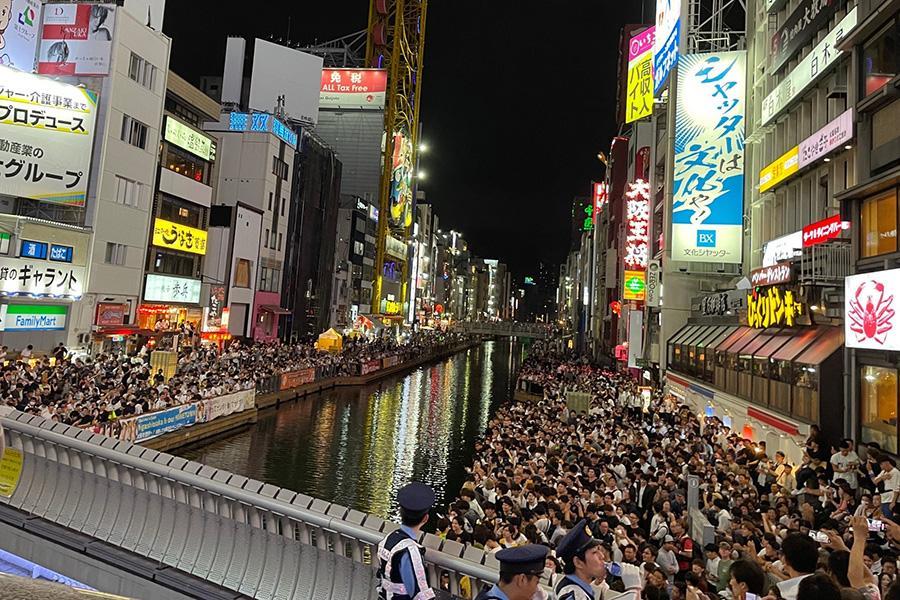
[0,330,470,432]
[436,342,900,600]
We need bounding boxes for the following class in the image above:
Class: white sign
[762,231,803,267]
[653,0,682,93]
[761,8,857,126]
[0,65,98,206]
[249,39,322,125]
[200,389,255,423]
[38,3,117,77]
[0,0,42,73]
[144,274,201,304]
[0,256,84,298]
[846,268,900,352]
[646,260,661,307]
[799,108,854,168]
[628,309,644,369]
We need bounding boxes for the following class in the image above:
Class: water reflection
[179,340,527,520]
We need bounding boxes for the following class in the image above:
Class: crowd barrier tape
[361,359,382,375]
[279,368,317,390]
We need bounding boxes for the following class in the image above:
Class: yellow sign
[759,146,799,193]
[384,300,402,315]
[0,447,24,498]
[623,270,647,301]
[747,286,804,328]
[152,218,208,255]
[626,51,654,123]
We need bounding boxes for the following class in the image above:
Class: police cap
[397,482,435,513]
[556,519,602,561]
[496,544,549,576]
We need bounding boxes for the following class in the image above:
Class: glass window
[861,366,898,455]
[121,115,148,149]
[153,251,195,277]
[158,195,202,228]
[863,19,899,96]
[861,188,898,258]
[115,175,142,207]
[104,242,126,265]
[164,144,208,184]
[234,259,251,288]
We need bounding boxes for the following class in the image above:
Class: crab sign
[848,280,895,345]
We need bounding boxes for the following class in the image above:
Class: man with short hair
[776,533,818,600]
[872,457,900,521]
[831,440,861,491]
[555,518,643,600]
[474,544,548,600]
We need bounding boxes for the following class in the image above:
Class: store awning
[794,326,844,366]
[770,327,824,362]
[713,326,754,353]
[259,305,291,315]
[739,328,784,357]
[699,326,738,349]
[682,325,714,347]
[669,325,699,347]
[754,329,795,359]
[723,327,763,355]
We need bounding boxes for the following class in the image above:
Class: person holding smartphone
[872,457,900,521]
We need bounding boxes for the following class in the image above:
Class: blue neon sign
[226,112,298,148]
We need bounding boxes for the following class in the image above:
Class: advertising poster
[0,65,98,205]
[118,403,198,442]
[361,359,381,375]
[626,27,655,123]
[653,0,682,93]
[200,389,255,423]
[672,51,746,264]
[152,218,208,255]
[38,3,116,77]
[96,302,126,326]
[389,131,413,229]
[320,69,387,109]
[0,0,42,73]
[279,368,316,390]
[846,269,900,352]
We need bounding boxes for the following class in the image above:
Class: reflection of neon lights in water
[479,343,494,431]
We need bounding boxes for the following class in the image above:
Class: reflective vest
[377,529,435,600]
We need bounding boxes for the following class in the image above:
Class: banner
[653,0,682,93]
[118,403,198,443]
[279,368,316,390]
[0,257,85,298]
[799,108,853,168]
[199,389,255,424]
[0,65,98,206]
[38,3,116,77]
[626,27,655,123]
[361,359,381,375]
[673,51,746,264]
[320,68,387,109]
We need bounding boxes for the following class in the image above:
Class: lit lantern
[743,423,754,440]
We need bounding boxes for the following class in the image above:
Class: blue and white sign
[653,0,682,93]
[0,304,68,331]
[226,112,298,148]
[125,404,199,442]
[20,240,47,260]
[672,51,746,264]
[49,245,73,263]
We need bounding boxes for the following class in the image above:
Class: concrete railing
[0,408,505,599]
[457,322,550,339]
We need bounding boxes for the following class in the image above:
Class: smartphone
[746,594,759,600]
[868,518,886,532]
[808,530,830,543]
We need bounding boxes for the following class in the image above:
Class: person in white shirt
[873,456,900,520]
[831,440,861,490]
[776,533,818,600]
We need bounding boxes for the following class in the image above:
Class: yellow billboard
[152,218,208,255]
[626,51,654,123]
[759,146,799,193]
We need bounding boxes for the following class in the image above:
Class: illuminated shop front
[137,274,203,332]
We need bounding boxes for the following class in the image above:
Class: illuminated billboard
[653,0,681,93]
[152,218,208,255]
[626,27,655,123]
[759,146,799,193]
[389,131,413,229]
[164,117,215,161]
[0,65,98,206]
[249,39,322,125]
[320,69,387,109]
[624,180,650,271]
[672,51,746,264]
[38,3,116,76]
[846,269,900,352]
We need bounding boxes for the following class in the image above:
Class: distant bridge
[457,321,550,339]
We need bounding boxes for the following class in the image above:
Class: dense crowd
[439,343,900,600]
[0,330,470,431]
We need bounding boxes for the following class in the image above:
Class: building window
[861,188,898,258]
[268,192,273,212]
[863,19,899,97]
[353,241,364,256]
[235,259,251,287]
[272,156,288,180]
[163,144,208,184]
[259,267,280,292]
[271,230,277,249]
[861,366,898,455]
[105,242,127,265]
[153,251,195,277]
[128,52,157,90]
[264,228,269,249]
[278,232,282,251]
[114,175,142,207]
[121,115,149,149]
[281,197,285,216]
[158,194,202,228]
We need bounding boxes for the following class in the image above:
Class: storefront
[252,290,289,342]
[138,274,203,339]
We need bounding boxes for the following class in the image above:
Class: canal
[177,339,528,521]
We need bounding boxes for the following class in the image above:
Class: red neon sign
[593,182,608,223]
[624,180,650,270]
[802,214,849,247]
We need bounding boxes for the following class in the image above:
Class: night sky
[164,1,646,279]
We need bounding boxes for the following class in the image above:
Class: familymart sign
[0,304,68,331]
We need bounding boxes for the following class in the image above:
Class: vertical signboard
[626,27,655,123]
[653,0,682,93]
[672,51,746,264]
[628,309,645,369]
[646,260,661,307]
[38,3,117,76]
[845,268,900,352]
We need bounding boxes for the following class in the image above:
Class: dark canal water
[177,339,528,520]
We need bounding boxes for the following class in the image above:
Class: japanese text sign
[152,218,208,256]
[750,262,794,287]
[0,65,97,206]
[144,274,201,304]
[759,146,800,193]
[164,117,215,161]
[845,268,900,351]
[226,112,297,148]
[762,8,857,125]
[38,3,117,77]
[3,0,42,74]
[747,286,805,328]
[0,256,84,298]
[627,27,655,123]
[320,69,387,108]
[799,108,853,168]
[763,230,803,267]
[593,182,608,223]
[624,180,651,271]
[803,214,849,247]
[653,0,682,93]
[770,0,847,73]
[673,51,746,264]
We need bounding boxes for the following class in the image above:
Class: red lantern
[434,304,444,314]
[610,301,622,316]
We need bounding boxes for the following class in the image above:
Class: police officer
[476,544,549,600]
[377,482,436,600]
[555,519,643,600]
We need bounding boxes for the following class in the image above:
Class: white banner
[628,309,644,369]
[0,256,84,298]
[200,389,255,423]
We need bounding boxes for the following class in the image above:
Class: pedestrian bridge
[0,408,503,599]
[457,322,550,339]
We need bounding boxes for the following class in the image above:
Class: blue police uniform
[554,519,603,600]
[475,544,549,600]
[377,482,436,600]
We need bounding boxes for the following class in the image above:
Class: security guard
[475,544,549,600]
[377,482,436,600]
[554,519,643,600]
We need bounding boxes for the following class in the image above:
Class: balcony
[798,240,851,286]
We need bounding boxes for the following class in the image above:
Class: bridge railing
[0,408,501,599]
[456,322,550,338]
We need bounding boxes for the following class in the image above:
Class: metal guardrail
[0,408,501,599]
[457,322,550,339]
[799,240,851,285]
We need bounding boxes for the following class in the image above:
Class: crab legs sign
[845,268,899,352]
